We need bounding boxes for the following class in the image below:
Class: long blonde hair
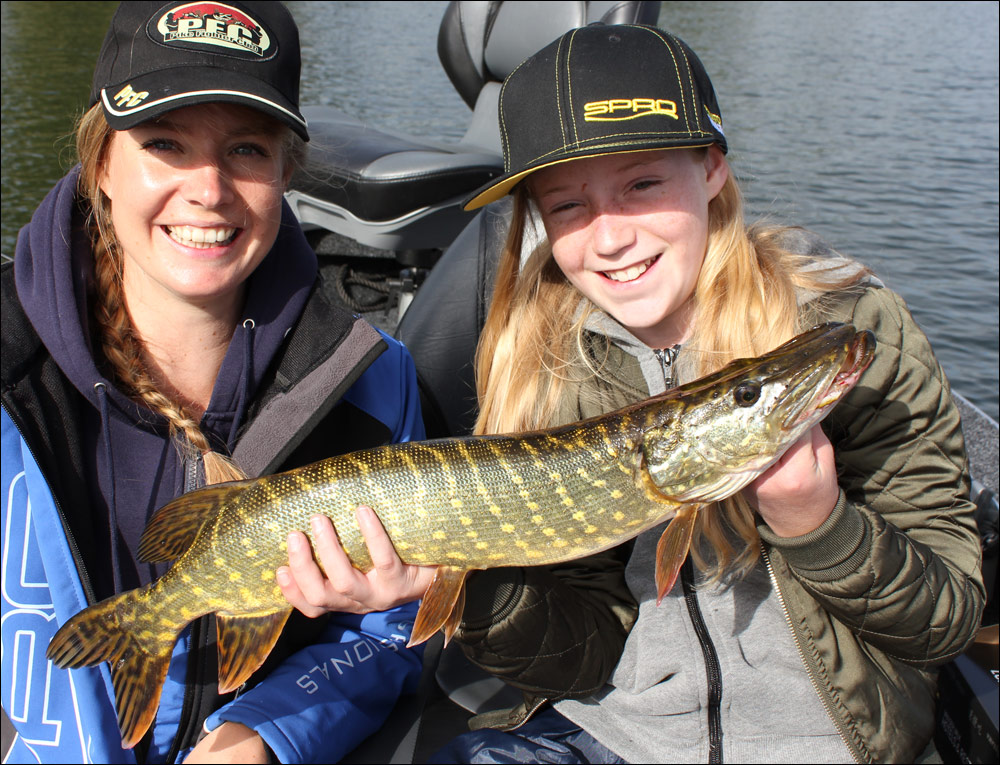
[75,105,302,484]
[474,155,869,580]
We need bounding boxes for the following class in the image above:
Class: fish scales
[198,410,662,577]
[45,322,875,750]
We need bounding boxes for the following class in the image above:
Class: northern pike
[47,322,874,747]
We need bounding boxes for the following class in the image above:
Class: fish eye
[734,381,761,407]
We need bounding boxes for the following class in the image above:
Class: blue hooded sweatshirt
[2,167,426,763]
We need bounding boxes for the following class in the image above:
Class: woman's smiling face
[530,147,728,348]
[99,102,291,312]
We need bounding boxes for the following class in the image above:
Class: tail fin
[47,589,177,748]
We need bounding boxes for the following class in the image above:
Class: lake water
[2,1,997,421]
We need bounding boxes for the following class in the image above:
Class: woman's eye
[232,143,269,158]
[141,138,177,152]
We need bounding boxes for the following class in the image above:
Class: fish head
[641,323,874,503]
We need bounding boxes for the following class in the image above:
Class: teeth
[605,257,654,283]
[167,225,236,248]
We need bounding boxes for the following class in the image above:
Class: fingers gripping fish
[46,323,874,747]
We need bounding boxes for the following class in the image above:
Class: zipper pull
[653,344,682,389]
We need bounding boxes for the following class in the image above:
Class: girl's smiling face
[530,147,728,348]
[99,103,291,313]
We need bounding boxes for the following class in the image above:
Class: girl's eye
[550,201,579,214]
[631,179,661,192]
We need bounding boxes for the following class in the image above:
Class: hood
[14,165,317,436]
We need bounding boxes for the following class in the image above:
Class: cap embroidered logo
[154,3,272,57]
[583,98,680,122]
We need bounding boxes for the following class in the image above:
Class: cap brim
[464,142,719,211]
[99,67,308,141]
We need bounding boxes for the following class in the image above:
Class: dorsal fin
[138,480,254,562]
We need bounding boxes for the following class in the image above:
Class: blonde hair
[75,105,302,485]
[474,155,869,581]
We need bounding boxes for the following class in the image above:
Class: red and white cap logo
[155,2,272,57]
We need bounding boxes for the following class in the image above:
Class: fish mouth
[788,329,875,428]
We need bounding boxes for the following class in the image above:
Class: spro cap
[466,24,725,210]
[90,1,308,140]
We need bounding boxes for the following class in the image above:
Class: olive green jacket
[456,284,985,763]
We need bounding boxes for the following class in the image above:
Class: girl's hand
[743,425,840,538]
[276,505,436,617]
[184,722,268,763]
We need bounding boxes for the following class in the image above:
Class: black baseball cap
[90,1,308,140]
[465,24,725,210]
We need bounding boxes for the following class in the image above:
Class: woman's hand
[743,424,841,538]
[184,722,268,763]
[276,505,436,617]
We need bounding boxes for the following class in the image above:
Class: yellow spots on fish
[549,471,563,482]
[553,539,569,548]
[532,514,544,525]
[489,505,503,517]
[229,571,242,583]
[261,570,275,582]
[501,523,516,533]
[181,573,193,584]
[214,557,226,567]
[433,531,447,540]
[488,552,505,561]
[396,541,411,551]
[610,489,624,499]
[511,475,524,485]
[613,511,625,521]
[562,497,575,507]
[476,541,489,550]
[584,524,598,534]
[446,551,468,561]
[515,540,529,549]
[543,528,557,537]
[526,501,540,511]
[526,550,544,560]
[411,552,428,562]
[466,530,478,539]
[192,586,205,597]
[416,508,430,519]
[592,479,606,488]
[451,499,464,509]
[460,516,473,526]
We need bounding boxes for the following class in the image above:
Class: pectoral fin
[655,504,702,604]
[216,608,293,693]
[409,565,468,647]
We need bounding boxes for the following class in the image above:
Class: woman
[1,2,427,762]
[426,24,984,763]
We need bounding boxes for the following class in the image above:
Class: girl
[433,23,985,764]
[1,2,427,762]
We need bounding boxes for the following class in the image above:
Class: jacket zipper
[760,545,865,763]
[653,344,681,389]
[168,452,208,764]
[681,558,723,764]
